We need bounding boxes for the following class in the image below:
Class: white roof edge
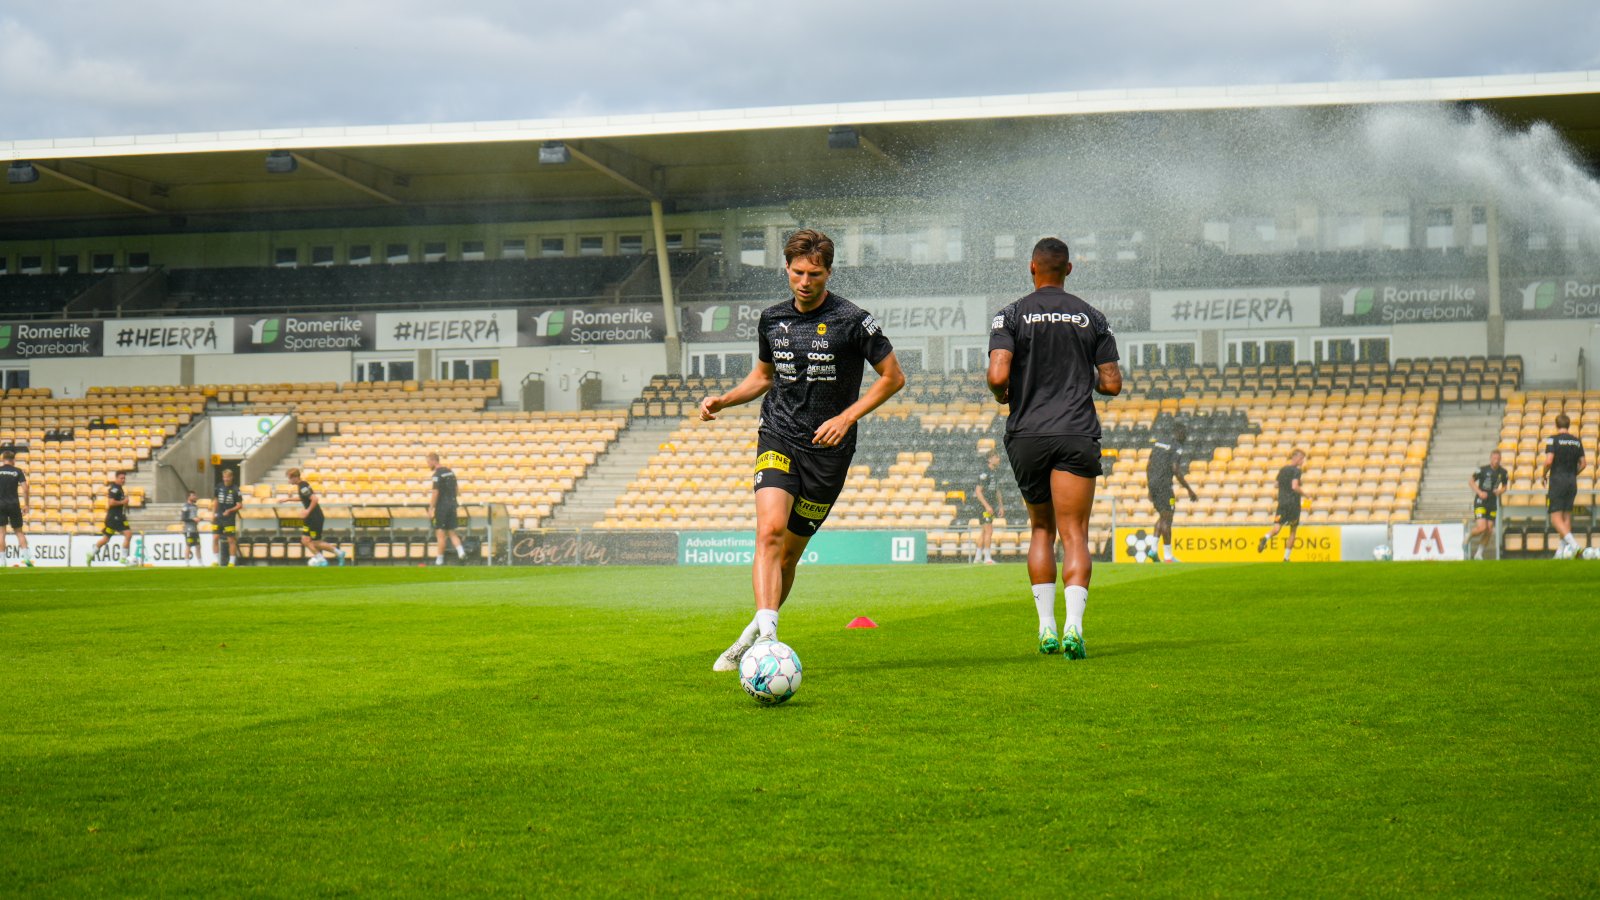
[2,70,1596,162]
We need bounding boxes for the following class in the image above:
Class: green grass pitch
[3,561,1598,896]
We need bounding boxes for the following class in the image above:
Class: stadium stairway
[1413,400,1506,522]
[256,437,333,490]
[542,418,684,529]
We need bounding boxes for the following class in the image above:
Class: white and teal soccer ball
[1583,547,1600,561]
[307,555,329,567]
[1373,544,1392,561]
[739,640,802,705]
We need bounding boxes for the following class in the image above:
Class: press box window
[541,237,566,258]
[461,241,486,262]
[579,236,604,257]
[57,254,80,274]
[664,233,684,251]
[311,246,336,267]
[740,230,765,266]
[348,245,372,266]
[20,255,43,275]
[619,234,644,256]
[500,239,526,260]
[423,241,447,263]
[386,243,410,264]
[127,252,150,272]
[92,253,116,273]
[0,256,7,275]
[1,368,30,390]
[698,231,723,252]
[356,359,414,383]
[273,248,298,269]
[440,358,500,380]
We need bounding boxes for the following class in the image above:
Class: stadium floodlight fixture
[827,126,860,150]
[539,141,571,165]
[265,151,298,174]
[7,161,40,184]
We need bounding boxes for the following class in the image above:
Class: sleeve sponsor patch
[991,314,1005,331]
[862,314,881,336]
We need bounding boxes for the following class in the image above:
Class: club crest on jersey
[816,323,827,335]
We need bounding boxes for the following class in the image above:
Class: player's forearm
[986,352,1011,403]
[715,370,773,409]
[841,366,904,424]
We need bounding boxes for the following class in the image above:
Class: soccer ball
[739,640,802,705]
[1583,547,1600,561]
[307,555,329,567]
[1373,544,1392,561]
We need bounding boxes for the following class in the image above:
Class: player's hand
[1188,489,1198,503]
[812,414,855,448]
[699,396,724,421]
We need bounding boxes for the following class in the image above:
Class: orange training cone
[846,617,877,629]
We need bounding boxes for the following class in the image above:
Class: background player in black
[287,468,346,566]
[182,490,202,566]
[700,229,904,670]
[213,468,243,567]
[427,452,466,566]
[1146,424,1199,564]
[988,237,1120,659]
[971,450,1005,564]
[89,470,134,566]
[0,449,32,566]
[1540,413,1588,556]
[1467,449,1509,560]
[1257,449,1306,562]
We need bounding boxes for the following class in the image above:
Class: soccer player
[88,470,135,566]
[287,468,346,566]
[427,452,466,565]
[702,228,904,670]
[1257,450,1306,562]
[181,490,202,566]
[1146,423,1199,563]
[213,469,243,567]
[1467,449,1509,560]
[0,449,32,567]
[1540,413,1588,557]
[971,450,1006,564]
[987,236,1120,659]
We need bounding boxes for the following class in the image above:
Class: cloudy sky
[2,1,1596,140]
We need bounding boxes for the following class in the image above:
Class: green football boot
[1061,627,1087,661]
[1038,628,1062,655]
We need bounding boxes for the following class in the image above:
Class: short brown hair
[286,467,301,479]
[1556,413,1571,429]
[1,450,14,462]
[1032,237,1071,277]
[1290,448,1306,462]
[784,229,835,270]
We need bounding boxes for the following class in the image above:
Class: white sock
[984,551,994,562]
[1032,583,1057,633]
[435,555,444,565]
[1161,543,1173,561]
[1283,548,1292,561]
[738,616,760,646]
[1064,585,1087,636]
[456,546,466,559]
[755,608,779,640]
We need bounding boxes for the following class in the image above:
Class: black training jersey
[756,292,894,458]
[0,464,24,503]
[1473,464,1509,497]
[107,483,126,519]
[297,482,317,509]
[1276,465,1302,504]
[431,467,459,507]
[1147,439,1186,488]
[182,501,200,533]
[973,469,998,505]
[989,286,1119,439]
[214,485,243,518]
[1544,434,1586,482]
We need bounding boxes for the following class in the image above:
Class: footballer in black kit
[0,449,32,565]
[213,469,244,567]
[88,470,134,565]
[1258,449,1306,560]
[287,467,345,565]
[427,452,467,565]
[987,237,1122,660]
[1467,450,1509,560]
[701,229,905,671]
[1145,424,1199,563]
[1541,413,1589,555]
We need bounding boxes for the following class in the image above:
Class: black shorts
[1547,480,1578,515]
[102,518,130,536]
[214,518,237,535]
[1275,499,1301,527]
[1148,485,1176,515]
[185,531,200,546]
[753,440,852,536]
[1473,497,1498,521]
[301,513,326,542]
[433,506,460,531]
[1,503,22,530]
[1003,433,1102,505]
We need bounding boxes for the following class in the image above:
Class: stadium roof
[2,70,1597,240]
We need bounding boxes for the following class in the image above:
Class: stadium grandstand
[3,70,1598,565]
